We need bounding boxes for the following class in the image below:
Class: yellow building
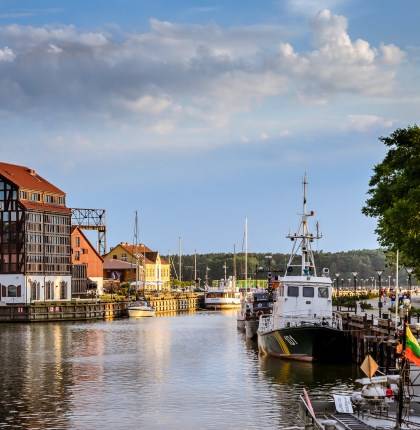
[103,243,171,291]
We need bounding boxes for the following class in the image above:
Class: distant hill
[164,249,412,287]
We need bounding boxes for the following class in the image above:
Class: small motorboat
[128,300,156,318]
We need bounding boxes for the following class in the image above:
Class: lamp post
[352,272,358,314]
[265,255,273,292]
[406,267,413,294]
[377,270,383,318]
[335,273,340,297]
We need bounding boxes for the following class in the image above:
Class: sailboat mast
[233,244,237,279]
[194,250,197,289]
[178,236,182,282]
[245,217,248,291]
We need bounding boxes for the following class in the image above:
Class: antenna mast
[286,175,321,276]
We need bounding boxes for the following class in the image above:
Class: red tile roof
[0,162,65,195]
[119,243,153,255]
[103,259,137,270]
[20,200,71,214]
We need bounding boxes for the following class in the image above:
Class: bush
[360,302,373,310]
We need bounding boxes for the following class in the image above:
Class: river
[0,311,359,429]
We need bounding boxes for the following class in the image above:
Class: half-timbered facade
[0,162,72,304]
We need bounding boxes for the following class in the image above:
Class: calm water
[0,311,359,429]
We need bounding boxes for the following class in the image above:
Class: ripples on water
[0,311,359,429]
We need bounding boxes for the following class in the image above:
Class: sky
[0,0,419,255]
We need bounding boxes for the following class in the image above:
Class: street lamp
[351,272,358,314]
[376,270,383,318]
[406,267,414,293]
[335,273,340,297]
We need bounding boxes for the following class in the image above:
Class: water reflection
[0,312,357,429]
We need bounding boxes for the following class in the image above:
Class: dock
[338,312,403,369]
[0,301,128,323]
[145,292,202,313]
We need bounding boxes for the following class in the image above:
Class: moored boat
[257,176,351,363]
[128,300,156,317]
[245,290,272,340]
[205,276,241,310]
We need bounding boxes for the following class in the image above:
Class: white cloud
[47,43,63,54]
[380,43,405,65]
[124,95,173,115]
[286,0,345,15]
[0,12,409,150]
[0,46,15,62]
[346,114,394,132]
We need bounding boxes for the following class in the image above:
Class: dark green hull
[258,325,351,363]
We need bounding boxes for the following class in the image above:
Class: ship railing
[269,314,343,330]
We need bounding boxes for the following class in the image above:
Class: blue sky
[0,0,419,255]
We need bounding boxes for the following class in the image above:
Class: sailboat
[128,211,155,318]
[257,176,350,362]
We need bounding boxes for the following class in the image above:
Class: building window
[121,253,127,261]
[30,281,40,300]
[75,236,80,247]
[75,251,80,261]
[0,285,21,297]
[31,193,41,202]
[45,281,54,300]
[19,190,29,200]
[60,281,67,299]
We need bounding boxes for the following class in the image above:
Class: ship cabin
[272,275,333,329]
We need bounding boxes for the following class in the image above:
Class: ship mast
[286,175,321,277]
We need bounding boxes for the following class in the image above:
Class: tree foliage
[362,125,420,274]
[164,249,402,284]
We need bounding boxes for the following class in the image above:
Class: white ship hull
[128,307,156,318]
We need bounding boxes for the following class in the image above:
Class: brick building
[71,226,104,297]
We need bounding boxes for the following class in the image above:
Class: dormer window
[19,190,29,200]
[31,193,41,202]
[45,194,54,203]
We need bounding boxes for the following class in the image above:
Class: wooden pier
[0,301,128,323]
[338,312,406,369]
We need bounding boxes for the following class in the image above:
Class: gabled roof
[119,243,153,255]
[0,162,65,195]
[71,226,104,262]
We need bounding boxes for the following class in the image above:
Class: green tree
[362,125,420,274]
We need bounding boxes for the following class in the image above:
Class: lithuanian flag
[406,325,420,366]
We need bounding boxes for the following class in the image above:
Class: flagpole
[395,249,399,330]
[396,313,407,429]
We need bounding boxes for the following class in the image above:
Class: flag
[405,325,420,366]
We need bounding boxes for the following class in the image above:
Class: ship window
[287,286,299,297]
[318,287,329,298]
[303,287,314,297]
